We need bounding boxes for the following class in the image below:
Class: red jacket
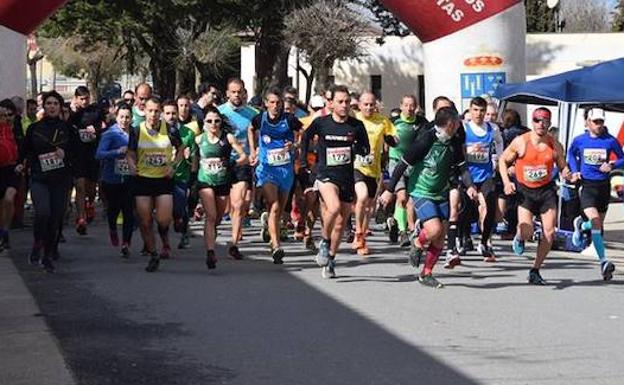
[0,122,18,167]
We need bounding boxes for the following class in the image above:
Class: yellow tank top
[137,120,173,178]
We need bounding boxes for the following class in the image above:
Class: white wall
[0,26,26,99]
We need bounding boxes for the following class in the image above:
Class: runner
[499,107,571,285]
[379,106,477,288]
[0,99,20,251]
[132,83,152,128]
[218,78,258,258]
[16,91,74,273]
[95,103,134,258]
[352,92,397,256]
[163,99,196,251]
[196,107,247,269]
[300,85,370,278]
[462,97,504,262]
[386,95,427,247]
[69,86,104,235]
[127,97,184,272]
[568,108,624,281]
[249,87,302,264]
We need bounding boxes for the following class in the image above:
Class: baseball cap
[309,95,325,109]
[587,108,606,121]
[532,108,551,121]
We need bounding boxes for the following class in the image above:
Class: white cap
[587,108,606,121]
[309,95,325,109]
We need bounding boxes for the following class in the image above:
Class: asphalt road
[7,215,624,385]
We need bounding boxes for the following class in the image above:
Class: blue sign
[461,72,506,98]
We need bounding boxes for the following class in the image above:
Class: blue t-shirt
[95,124,131,184]
[464,122,494,184]
[567,130,624,182]
[218,102,258,159]
[252,112,301,169]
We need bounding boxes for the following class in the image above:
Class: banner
[0,0,68,35]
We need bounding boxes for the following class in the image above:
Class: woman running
[196,107,247,269]
[95,103,135,258]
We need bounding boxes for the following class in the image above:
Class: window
[371,75,382,101]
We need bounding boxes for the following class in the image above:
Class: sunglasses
[204,119,222,124]
[533,118,551,125]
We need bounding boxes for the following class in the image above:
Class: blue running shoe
[572,216,584,248]
[315,239,330,267]
[512,236,525,256]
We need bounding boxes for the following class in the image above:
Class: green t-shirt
[389,114,418,161]
[173,124,196,183]
[407,136,454,201]
[197,132,231,186]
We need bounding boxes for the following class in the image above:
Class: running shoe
[260,212,270,243]
[496,221,509,234]
[512,236,525,256]
[463,236,474,252]
[399,231,410,248]
[160,245,171,260]
[228,244,244,260]
[304,235,317,251]
[120,243,130,259]
[357,238,370,257]
[387,217,399,243]
[346,230,355,243]
[40,257,55,274]
[75,218,87,235]
[316,239,330,267]
[29,248,41,266]
[601,261,615,281]
[444,250,462,269]
[478,243,497,263]
[407,243,423,268]
[178,233,190,249]
[145,254,160,272]
[572,216,584,248]
[271,247,285,265]
[242,217,252,228]
[109,231,119,247]
[375,205,387,224]
[528,269,546,285]
[205,250,217,269]
[418,274,443,288]
[321,259,336,279]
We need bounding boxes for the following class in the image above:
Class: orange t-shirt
[515,132,555,189]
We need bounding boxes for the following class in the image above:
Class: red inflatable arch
[0,0,67,35]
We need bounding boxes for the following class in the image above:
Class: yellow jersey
[136,121,173,178]
[354,112,396,178]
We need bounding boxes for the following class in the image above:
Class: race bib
[144,152,167,168]
[267,148,291,166]
[583,148,607,166]
[78,129,97,143]
[39,151,64,172]
[114,158,130,176]
[523,165,548,183]
[201,157,225,175]
[326,146,351,167]
[465,143,490,164]
[355,154,374,168]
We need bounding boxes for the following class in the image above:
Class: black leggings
[101,182,134,243]
[31,178,71,257]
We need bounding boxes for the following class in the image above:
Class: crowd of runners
[0,79,621,287]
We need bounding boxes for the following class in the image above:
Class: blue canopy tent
[494,58,624,229]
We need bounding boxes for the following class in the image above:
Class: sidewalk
[0,250,75,385]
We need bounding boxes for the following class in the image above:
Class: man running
[218,78,258,258]
[386,95,427,246]
[300,85,370,278]
[499,107,571,285]
[69,86,104,235]
[127,97,184,272]
[568,108,623,281]
[380,106,476,288]
[249,87,302,264]
[352,91,397,256]
[462,97,504,262]
[132,83,152,128]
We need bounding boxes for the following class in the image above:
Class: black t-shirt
[69,104,105,151]
[300,115,370,181]
[21,117,74,182]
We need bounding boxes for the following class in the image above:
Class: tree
[524,0,556,32]
[39,36,123,99]
[613,0,624,31]
[357,0,410,43]
[285,0,369,101]
[559,0,610,33]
